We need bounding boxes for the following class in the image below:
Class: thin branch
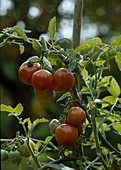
[73,0,84,48]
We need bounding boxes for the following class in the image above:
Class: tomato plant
[31,69,54,90]
[67,106,86,126]
[17,138,35,157]
[55,124,78,146]
[52,68,75,92]
[18,60,41,85]
[0,1,121,169]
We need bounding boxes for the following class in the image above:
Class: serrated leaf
[13,26,28,41]
[112,123,121,133]
[0,104,14,113]
[102,96,115,109]
[112,35,121,47]
[19,44,25,54]
[14,103,23,116]
[48,16,56,39]
[117,143,121,151]
[75,37,102,52]
[33,118,49,126]
[32,39,42,54]
[43,57,52,71]
[108,77,120,97]
[115,52,121,71]
[57,92,71,102]
[81,68,88,79]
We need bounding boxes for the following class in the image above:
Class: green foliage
[0,17,121,170]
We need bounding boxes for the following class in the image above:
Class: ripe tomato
[49,119,60,134]
[17,138,35,157]
[67,107,86,126]
[1,149,8,161]
[55,124,78,146]
[76,123,84,134]
[18,61,40,85]
[8,150,21,163]
[34,88,55,103]
[31,69,54,90]
[52,68,75,92]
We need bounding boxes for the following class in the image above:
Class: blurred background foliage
[0,0,121,139]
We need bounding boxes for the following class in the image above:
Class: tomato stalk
[89,103,110,170]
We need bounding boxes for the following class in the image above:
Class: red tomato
[76,123,84,134]
[31,69,54,90]
[55,124,78,146]
[67,107,86,126]
[52,68,75,92]
[18,61,40,85]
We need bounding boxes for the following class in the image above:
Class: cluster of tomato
[1,139,35,162]
[18,57,75,102]
[49,106,86,147]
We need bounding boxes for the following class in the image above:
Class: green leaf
[108,77,120,97]
[23,118,32,130]
[43,57,52,71]
[33,118,49,126]
[0,104,14,113]
[112,123,121,133]
[117,143,121,151]
[68,60,77,72]
[95,59,106,66]
[57,92,71,102]
[102,123,110,131]
[115,52,121,71]
[75,37,102,52]
[102,96,115,108]
[19,44,25,54]
[112,35,121,47]
[32,39,42,54]
[44,136,52,145]
[14,103,23,116]
[48,16,56,39]
[81,68,88,79]
[101,147,109,156]
[13,26,28,41]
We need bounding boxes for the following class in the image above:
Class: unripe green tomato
[49,119,60,134]
[1,149,8,161]
[17,139,35,157]
[8,150,21,163]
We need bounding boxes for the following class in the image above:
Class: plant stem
[73,0,83,48]
[90,105,109,170]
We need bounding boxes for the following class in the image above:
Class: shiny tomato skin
[67,107,86,126]
[76,123,84,134]
[31,69,54,90]
[18,61,40,85]
[55,124,78,146]
[52,68,75,92]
